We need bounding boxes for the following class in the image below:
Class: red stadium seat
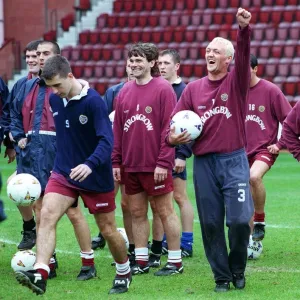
[154,0,164,10]
[213,8,225,25]
[70,45,82,61]
[72,61,84,78]
[177,42,189,60]
[174,26,185,43]
[110,28,120,44]
[197,0,207,9]
[94,61,105,78]
[152,27,163,44]
[105,61,116,78]
[141,27,152,43]
[277,58,292,77]
[116,61,126,78]
[170,11,180,27]
[219,0,229,8]
[88,78,97,90]
[123,1,133,12]
[165,0,175,10]
[61,14,74,32]
[271,7,284,25]
[144,1,154,10]
[95,80,108,96]
[265,26,276,41]
[107,14,117,28]
[200,42,209,58]
[202,9,213,25]
[284,40,297,58]
[130,27,142,43]
[230,0,240,7]
[157,42,169,51]
[219,24,231,39]
[190,9,202,26]
[128,12,138,28]
[120,28,131,44]
[113,0,122,12]
[277,22,290,40]
[83,61,94,78]
[149,12,159,27]
[291,58,300,77]
[181,60,194,77]
[81,45,92,61]
[194,59,206,78]
[207,24,220,41]
[186,25,197,43]
[97,13,108,28]
[135,0,144,11]
[61,46,72,60]
[265,58,279,77]
[272,40,285,58]
[275,0,286,5]
[206,0,217,8]
[240,0,251,7]
[195,25,208,42]
[250,41,260,57]
[137,12,149,27]
[102,44,113,60]
[112,45,124,61]
[256,58,267,77]
[186,0,196,9]
[252,23,267,41]
[43,30,56,41]
[89,30,100,44]
[117,12,128,28]
[258,41,272,59]
[273,76,286,91]
[248,7,259,23]
[159,11,171,27]
[259,7,271,23]
[290,22,300,40]
[224,8,236,25]
[91,45,102,61]
[282,6,296,22]
[175,0,185,10]
[284,76,299,95]
[162,27,173,43]
[180,10,191,26]
[189,42,200,60]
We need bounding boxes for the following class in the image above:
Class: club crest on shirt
[258,106,265,112]
[79,115,88,124]
[221,93,228,101]
[145,106,152,114]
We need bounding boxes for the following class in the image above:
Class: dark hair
[128,43,160,76]
[24,40,42,53]
[38,40,61,55]
[159,49,181,64]
[250,54,258,69]
[42,55,71,80]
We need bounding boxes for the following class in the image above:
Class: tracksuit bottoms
[193,148,254,283]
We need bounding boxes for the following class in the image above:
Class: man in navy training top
[92,60,136,264]
[11,41,94,281]
[6,40,41,250]
[167,8,254,292]
[148,49,193,267]
[246,54,291,244]
[15,55,132,295]
[112,43,183,277]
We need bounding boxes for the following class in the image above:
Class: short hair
[250,54,258,69]
[159,49,181,64]
[38,40,61,55]
[24,40,42,53]
[210,37,235,59]
[42,55,71,80]
[128,43,160,76]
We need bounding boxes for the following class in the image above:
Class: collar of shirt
[172,77,182,85]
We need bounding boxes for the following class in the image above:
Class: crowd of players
[0,7,299,295]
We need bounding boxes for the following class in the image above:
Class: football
[247,235,263,259]
[7,173,41,206]
[117,227,129,249]
[171,110,202,140]
[109,110,115,127]
[11,250,36,272]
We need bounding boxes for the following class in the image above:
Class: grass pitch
[0,152,300,299]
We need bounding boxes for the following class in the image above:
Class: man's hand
[168,126,192,146]
[236,7,251,28]
[4,148,16,163]
[70,164,92,182]
[267,144,280,154]
[174,158,186,174]
[18,138,28,149]
[113,167,121,182]
[154,167,168,184]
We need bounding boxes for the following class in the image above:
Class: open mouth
[208,60,216,65]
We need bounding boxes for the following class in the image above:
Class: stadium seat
[159,11,171,27]
[131,27,142,43]
[219,24,231,40]
[120,28,131,44]
[189,42,200,60]
[230,0,240,7]
[128,12,138,28]
[290,58,300,77]
[123,1,133,12]
[177,42,188,60]
[273,76,286,90]
[258,41,272,59]
[61,14,74,32]
[113,45,124,61]
[135,0,144,12]
[152,27,163,44]
[275,0,286,5]
[202,9,213,25]
[89,30,100,44]
[91,45,102,61]
[81,45,92,61]
[107,14,117,28]
[265,26,276,41]
[206,0,217,8]
[213,8,225,25]
[79,30,90,45]
[110,28,120,44]
[240,0,251,7]
[154,0,164,10]
[163,27,173,43]
[175,0,185,10]
[186,25,197,43]
[43,30,56,41]
[256,58,267,77]
[224,8,236,25]
[284,40,297,58]
[250,40,260,57]
[218,0,229,8]
[144,1,154,10]
[277,58,292,77]
[97,13,108,28]
[181,10,191,26]
[137,12,149,27]
[186,0,196,10]
[83,61,94,78]
[72,61,84,78]
[88,78,97,90]
[259,7,271,23]
[282,5,296,22]
[149,12,159,27]
[61,46,72,60]
[191,9,202,26]
[102,44,114,60]
[207,25,220,41]
[195,25,208,42]
[94,61,106,78]
[290,22,300,40]
[194,59,206,77]
[200,42,209,58]
[70,45,82,61]
[283,76,299,95]
[165,0,175,10]
[116,61,126,78]
[271,7,284,25]
[272,40,285,58]
[265,58,279,77]
[95,79,108,96]
[252,23,267,41]
[277,22,290,40]
[105,61,116,78]
[181,60,194,77]
[117,12,128,28]
[174,27,185,43]
[141,27,152,43]
[170,11,180,27]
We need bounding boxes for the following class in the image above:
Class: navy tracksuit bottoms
[193,148,254,283]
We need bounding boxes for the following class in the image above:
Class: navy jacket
[0,77,11,147]
[103,82,125,114]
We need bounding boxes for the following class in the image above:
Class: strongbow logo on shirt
[221,93,228,101]
[145,106,152,114]
[245,115,266,130]
[258,106,265,112]
[79,115,88,124]
[124,114,153,132]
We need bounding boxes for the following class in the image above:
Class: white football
[11,250,36,272]
[7,173,41,206]
[171,110,202,140]
[109,111,115,128]
[117,227,129,249]
[247,235,263,259]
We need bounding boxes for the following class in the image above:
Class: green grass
[0,152,300,299]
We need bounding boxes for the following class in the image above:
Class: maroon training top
[112,77,176,172]
[169,26,251,155]
[281,101,300,161]
[246,79,292,157]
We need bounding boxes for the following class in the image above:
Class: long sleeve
[281,103,300,161]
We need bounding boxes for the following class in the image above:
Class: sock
[34,263,50,280]
[23,218,36,231]
[167,250,182,268]
[181,232,193,251]
[135,247,148,266]
[80,250,94,267]
[115,258,131,278]
[49,256,56,273]
[128,243,135,254]
[151,239,162,256]
[254,212,265,223]
[162,233,167,247]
